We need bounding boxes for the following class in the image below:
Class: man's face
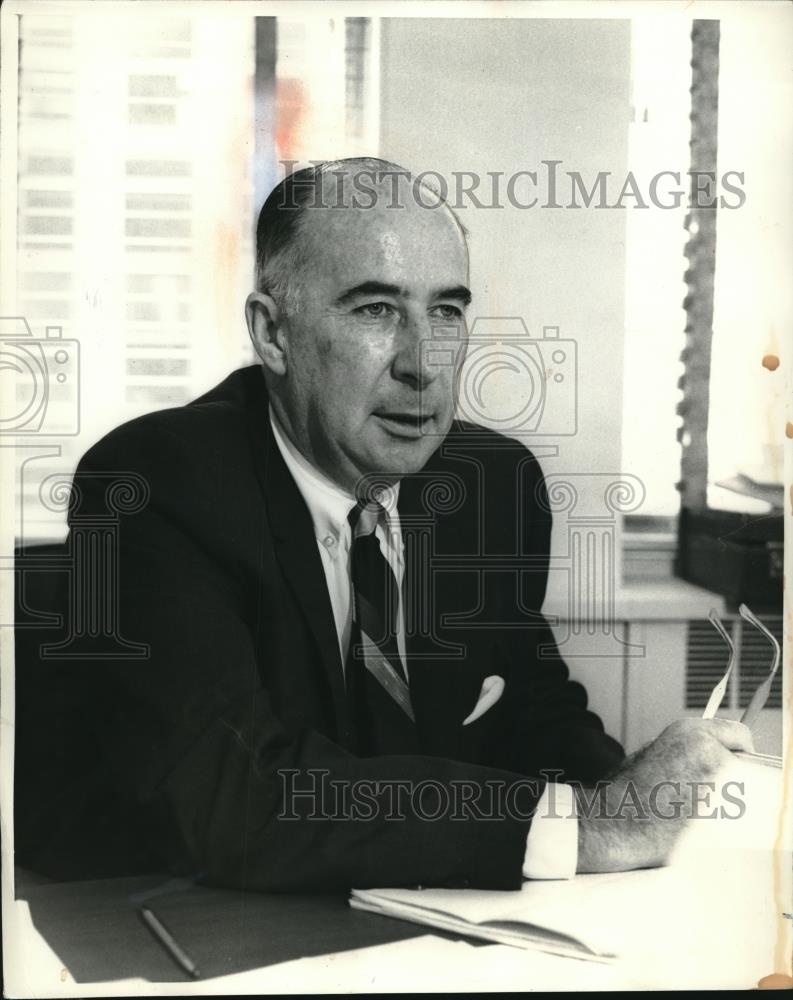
[273,187,470,494]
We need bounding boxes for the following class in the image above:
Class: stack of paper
[351,867,680,963]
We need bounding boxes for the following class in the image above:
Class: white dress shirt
[269,407,577,880]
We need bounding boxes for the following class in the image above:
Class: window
[621,15,789,527]
[706,16,788,515]
[9,11,378,542]
[621,18,691,522]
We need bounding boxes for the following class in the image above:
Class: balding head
[254,157,467,315]
[245,157,471,494]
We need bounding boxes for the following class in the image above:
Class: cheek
[329,331,392,383]
[298,319,394,407]
[315,334,334,360]
[297,333,351,391]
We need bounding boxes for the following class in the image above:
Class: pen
[139,904,201,979]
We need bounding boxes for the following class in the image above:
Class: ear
[245,291,287,376]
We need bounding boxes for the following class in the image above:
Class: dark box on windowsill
[674,506,783,612]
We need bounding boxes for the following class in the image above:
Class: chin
[377,438,438,478]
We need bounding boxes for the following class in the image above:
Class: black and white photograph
[1,0,791,993]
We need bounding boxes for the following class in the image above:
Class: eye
[431,304,464,320]
[356,302,395,319]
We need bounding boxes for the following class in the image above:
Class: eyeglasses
[703,603,781,728]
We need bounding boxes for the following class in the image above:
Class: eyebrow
[334,281,472,308]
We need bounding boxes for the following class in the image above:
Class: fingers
[704,718,754,754]
[651,719,755,781]
[661,717,755,755]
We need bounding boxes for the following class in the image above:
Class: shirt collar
[269,405,400,550]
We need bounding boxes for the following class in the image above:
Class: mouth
[373,410,434,439]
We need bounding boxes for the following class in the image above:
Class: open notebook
[351,866,681,963]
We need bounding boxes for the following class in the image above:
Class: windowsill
[544,576,726,622]
[614,576,726,620]
[622,530,677,582]
[545,522,725,622]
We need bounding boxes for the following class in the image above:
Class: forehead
[297,180,468,293]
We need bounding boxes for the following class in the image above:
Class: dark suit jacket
[14,365,623,890]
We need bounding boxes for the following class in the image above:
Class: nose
[390,310,438,389]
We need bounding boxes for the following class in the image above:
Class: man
[15,158,751,889]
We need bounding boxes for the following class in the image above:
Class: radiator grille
[685,615,782,710]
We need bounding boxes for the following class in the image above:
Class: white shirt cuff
[522,783,578,880]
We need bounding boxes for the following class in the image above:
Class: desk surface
[7,758,790,995]
[10,870,617,996]
[14,871,433,984]
[9,870,625,996]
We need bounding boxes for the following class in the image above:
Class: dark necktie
[345,501,413,753]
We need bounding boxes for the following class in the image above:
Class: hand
[576,718,754,873]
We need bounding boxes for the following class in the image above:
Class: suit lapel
[397,451,468,666]
[241,371,351,741]
[395,470,428,666]
[398,456,491,756]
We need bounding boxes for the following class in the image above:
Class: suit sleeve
[67,423,542,893]
[505,449,625,784]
